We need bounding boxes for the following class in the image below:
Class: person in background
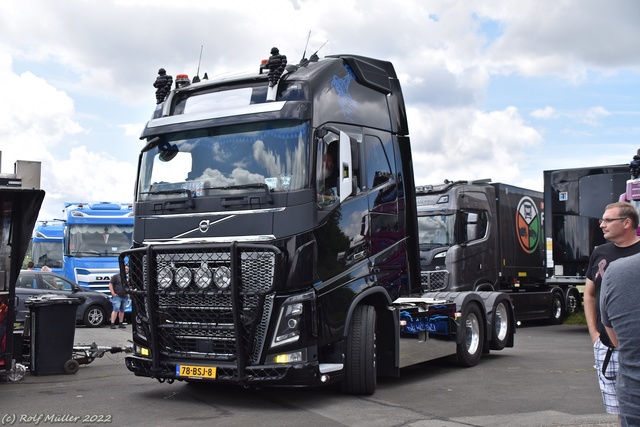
[584,201,640,419]
[108,266,129,329]
[26,261,34,270]
[323,150,338,190]
[318,148,339,206]
[601,251,640,426]
[40,265,58,289]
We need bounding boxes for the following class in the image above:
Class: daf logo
[199,219,210,233]
[96,276,111,281]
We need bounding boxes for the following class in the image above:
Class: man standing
[601,251,640,426]
[108,265,129,329]
[584,201,640,417]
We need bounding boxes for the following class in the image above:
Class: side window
[363,135,392,190]
[316,139,340,207]
[55,277,74,291]
[461,211,488,242]
[40,274,61,290]
[16,276,36,289]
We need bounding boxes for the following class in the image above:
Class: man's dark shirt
[110,273,127,297]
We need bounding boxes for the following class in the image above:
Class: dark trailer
[543,164,629,285]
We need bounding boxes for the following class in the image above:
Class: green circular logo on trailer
[515,196,540,254]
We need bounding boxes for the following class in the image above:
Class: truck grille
[420,270,449,292]
[122,243,280,366]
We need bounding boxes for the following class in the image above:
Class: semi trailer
[417,158,637,324]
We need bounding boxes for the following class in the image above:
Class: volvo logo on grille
[199,219,210,233]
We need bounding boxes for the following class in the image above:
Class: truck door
[455,208,496,290]
[314,129,368,280]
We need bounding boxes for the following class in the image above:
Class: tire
[64,359,80,375]
[342,305,377,395]
[84,305,107,328]
[490,300,511,351]
[549,291,565,325]
[565,287,582,316]
[456,303,484,367]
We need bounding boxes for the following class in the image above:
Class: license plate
[176,364,217,379]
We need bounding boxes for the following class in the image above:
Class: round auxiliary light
[194,265,212,289]
[157,267,173,290]
[175,266,192,289]
[213,266,232,290]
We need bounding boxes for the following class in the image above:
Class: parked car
[14,270,111,327]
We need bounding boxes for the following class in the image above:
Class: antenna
[301,31,311,62]
[309,40,328,62]
[193,45,204,83]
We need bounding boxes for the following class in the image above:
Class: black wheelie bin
[25,294,84,375]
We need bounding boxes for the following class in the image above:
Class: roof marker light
[175,74,190,89]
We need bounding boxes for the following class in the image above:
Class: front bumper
[125,355,329,387]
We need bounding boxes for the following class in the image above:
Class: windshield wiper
[72,251,102,257]
[143,188,192,196]
[208,183,273,205]
[143,188,195,210]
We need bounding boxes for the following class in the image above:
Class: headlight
[157,267,173,289]
[195,265,212,289]
[273,302,303,346]
[175,266,192,289]
[213,266,231,290]
[271,291,315,348]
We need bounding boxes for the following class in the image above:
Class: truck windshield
[32,241,63,268]
[138,120,310,201]
[67,225,134,257]
[417,214,455,246]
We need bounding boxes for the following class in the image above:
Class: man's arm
[584,278,599,344]
[600,269,618,348]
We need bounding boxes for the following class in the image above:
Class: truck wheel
[549,292,565,325]
[490,300,511,351]
[342,305,377,395]
[565,287,582,316]
[456,303,484,367]
[84,305,107,328]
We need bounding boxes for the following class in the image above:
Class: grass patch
[564,310,586,325]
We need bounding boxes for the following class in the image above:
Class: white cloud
[119,124,143,138]
[531,106,558,119]
[578,106,611,126]
[409,105,543,186]
[0,51,136,221]
[39,146,137,219]
[0,54,83,164]
[480,0,640,78]
[530,106,610,126]
[0,0,638,221]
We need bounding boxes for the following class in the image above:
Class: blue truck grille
[122,243,280,366]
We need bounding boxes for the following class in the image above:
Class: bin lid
[25,294,85,306]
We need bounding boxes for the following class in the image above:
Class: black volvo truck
[121,51,515,395]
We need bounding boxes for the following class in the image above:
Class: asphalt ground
[0,322,619,427]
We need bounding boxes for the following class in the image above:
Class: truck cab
[416,180,499,293]
[61,202,134,316]
[31,220,64,275]
[122,52,515,394]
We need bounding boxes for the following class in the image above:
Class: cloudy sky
[1,0,639,221]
